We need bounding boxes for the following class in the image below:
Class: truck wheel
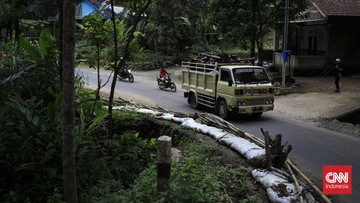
[218,100,229,119]
[190,93,198,109]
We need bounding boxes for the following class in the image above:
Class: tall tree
[79,13,113,114]
[209,0,249,48]
[107,0,152,136]
[61,0,77,202]
[145,0,192,55]
[184,0,211,50]
[209,0,310,63]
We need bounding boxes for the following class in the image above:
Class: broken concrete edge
[334,106,360,121]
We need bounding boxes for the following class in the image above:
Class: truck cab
[182,62,274,119]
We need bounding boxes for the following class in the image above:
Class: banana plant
[17,28,61,95]
[0,28,60,102]
[19,28,57,66]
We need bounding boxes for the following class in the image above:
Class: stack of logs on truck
[193,52,255,64]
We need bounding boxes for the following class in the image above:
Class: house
[73,0,124,39]
[273,0,360,75]
[76,0,124,20]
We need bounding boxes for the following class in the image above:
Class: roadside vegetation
[0,84,265,202]
[0,0,310,201]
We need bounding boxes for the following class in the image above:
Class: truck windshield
[233,68,270,84]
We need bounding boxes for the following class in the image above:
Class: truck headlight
[237,101,247,106]
[265,99,274,104]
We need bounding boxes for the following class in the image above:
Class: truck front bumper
[234,105,274,114]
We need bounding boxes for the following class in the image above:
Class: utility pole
[282,0,290,87]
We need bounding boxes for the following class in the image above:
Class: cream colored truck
[181,61,274,119]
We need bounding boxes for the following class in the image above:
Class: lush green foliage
[0,26,64,201]
[209,0,309,48]
[88,139,261,202]
[0,85,157,202]
[77,12,114,67]
[0,29,155,200]
[144,0,193,56]
[0,80,263,202]
[0,1,313,202]
[135,0,310,64]
[77,112,157,201]
[0,38,265,203]
[77,12,143,68]
[0,92,63,202]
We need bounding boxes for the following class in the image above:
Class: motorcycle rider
[157,66,176,92]
[159,67,170,83]
[117,57,128,77]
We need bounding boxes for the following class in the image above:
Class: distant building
[73,0,124,39]
[76,0,124,20]
[273,0,360,75]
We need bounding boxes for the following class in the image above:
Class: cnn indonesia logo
[323,165,352,194]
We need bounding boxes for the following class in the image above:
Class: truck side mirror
[228,79,233,86]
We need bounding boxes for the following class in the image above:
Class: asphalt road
[78,67,359,203]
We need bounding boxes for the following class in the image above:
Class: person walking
[334,58,343,92]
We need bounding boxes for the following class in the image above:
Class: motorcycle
[118,67,134,83]
[157,75,176,92]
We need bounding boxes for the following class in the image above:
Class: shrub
[87,139,261,202]
[0,93,63,202]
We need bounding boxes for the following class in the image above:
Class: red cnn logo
[323,165,352,194]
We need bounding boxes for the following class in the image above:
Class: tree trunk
[247,129,292,169]
[14,17,20,42]
[107,0,152,136]
[250,0,256,65]
[91,43,101,115]
[107,0,119,137]
[57,0,63,89]
[6,19,12,41]
[61,0,77,202]
[257,40,264,66]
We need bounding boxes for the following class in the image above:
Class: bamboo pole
[285,162,304,203]
[286,159,332,203]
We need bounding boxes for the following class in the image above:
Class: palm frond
[0,64,36,86]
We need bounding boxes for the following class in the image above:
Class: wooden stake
[263,129,272,170]
[157,136,172,194]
